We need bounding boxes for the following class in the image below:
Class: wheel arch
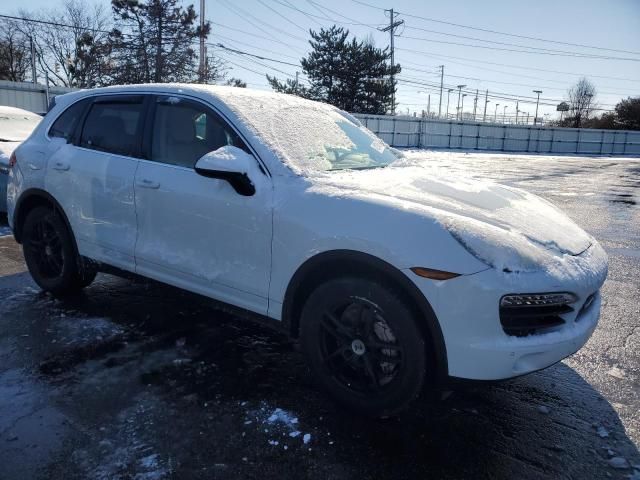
[282,249,448,380]
[12,189,75,249]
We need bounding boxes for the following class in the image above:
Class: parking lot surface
[1,151,639,479]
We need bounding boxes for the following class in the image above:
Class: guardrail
[353,114,640,156]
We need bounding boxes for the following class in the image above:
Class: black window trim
[142,93,270,177]
[75,93,151,159]
[46,97,92,143]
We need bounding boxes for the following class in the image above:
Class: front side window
[49,99,88,141]
[151,97,247,168]
[80,99,144,156]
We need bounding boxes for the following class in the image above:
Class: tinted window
[49,99,88,141]
[80,99,144,156]
[151,97,247,168]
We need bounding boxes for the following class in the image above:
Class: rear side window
[80,99,144,157]
[151,97,248,168]
[49,99,88,141]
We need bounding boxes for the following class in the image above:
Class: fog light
[500,292,577,308]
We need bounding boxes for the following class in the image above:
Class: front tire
[22,206,96,295]
[300,276,429,417]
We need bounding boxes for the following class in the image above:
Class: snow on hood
[307,164,597,274]
[0,106,41,142]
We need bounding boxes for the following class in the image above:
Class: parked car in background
[0,106,42,213]
[5,85,608,417]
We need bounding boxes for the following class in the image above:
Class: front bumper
[405,242,608,380]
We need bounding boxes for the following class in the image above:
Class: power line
[211,22,307,53]
[255,0,309,34]
[347,0,640,56]
[213,43,301,67]
[395,47,640,83]
[400,65,638,97]
[403,25,640,59]
[400,34,640,61]
[217,0,307,44]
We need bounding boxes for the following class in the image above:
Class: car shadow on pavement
[1,272,639,479]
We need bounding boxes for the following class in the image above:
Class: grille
[499,303,574,337]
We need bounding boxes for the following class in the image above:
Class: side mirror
[194,146,256,196]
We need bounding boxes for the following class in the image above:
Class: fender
[12,188,76,250]
[282,249,449,380]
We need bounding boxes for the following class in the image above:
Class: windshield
[0,109,42,142]
[268,105,399,172]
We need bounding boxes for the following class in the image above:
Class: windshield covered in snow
[0,107,41,142]
[217,88,399,174]
[268,106,399,171]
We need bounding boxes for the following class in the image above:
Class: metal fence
[354,114,640,156]
[0,80,76,115]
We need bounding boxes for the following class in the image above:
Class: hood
[0,141,20,167]
[309,165,593,273]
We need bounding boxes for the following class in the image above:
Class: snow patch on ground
[245,402,315,448]
[0,224,11,237]
[72,393,170,479]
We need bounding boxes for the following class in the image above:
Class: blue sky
[6,0,640,120]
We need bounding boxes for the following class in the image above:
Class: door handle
[136,178,160,189]
[28,163,41,171]
[52,161,70,171]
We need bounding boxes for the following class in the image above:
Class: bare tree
[18,0,111,87]
[0,19,30,81]
[566,77,597,128]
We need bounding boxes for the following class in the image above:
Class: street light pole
[446,88,453,119]
[494,103,500,122]
[456,84,466,121]
[515,100,519,124]
[533,90,542,125]
[503,105,508,124]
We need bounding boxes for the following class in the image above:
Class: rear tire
[22,206,96,296]
[300,276,430,417]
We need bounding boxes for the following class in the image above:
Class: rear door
[133,95,273,315]
[45,95,147,271]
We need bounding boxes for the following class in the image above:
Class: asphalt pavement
[0,151,639,480]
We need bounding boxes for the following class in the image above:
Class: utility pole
[379,9,404,115]
[461,94,467,120]
[199,0,206,83]
[295,71,299,94]
[515,100,519,124]
[472,89,478,120]
[438,65,444,118]
[503,105,508,124]
[427,94,431,117]
[30,36,37,84]
[455,84,466,121]
[526,112,530,124]
[482,90,489,122]
[446,88,453,120]
[494,103,500,122]
[533,90,542,125]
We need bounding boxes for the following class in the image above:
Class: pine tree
[267,26,399,114]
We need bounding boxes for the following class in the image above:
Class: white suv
[6,85,607,416]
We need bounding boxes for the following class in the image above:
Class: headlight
[500,292,577,308]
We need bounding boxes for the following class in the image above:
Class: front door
[134,95,273,315]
